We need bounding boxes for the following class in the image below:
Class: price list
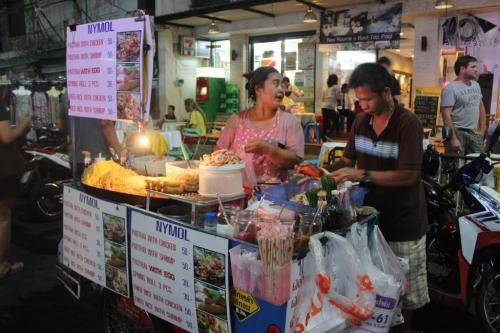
[130,210,231,333]
[62,186,129,297]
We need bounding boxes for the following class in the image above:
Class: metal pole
[71,116,77,185]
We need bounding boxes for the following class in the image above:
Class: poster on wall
[320,2,402,50]
[130,210,232,333]
[298,43,315,70]
[67,16,154,122]
[62,186,130,297]
[414,86,441,129]
[285,52,297,71]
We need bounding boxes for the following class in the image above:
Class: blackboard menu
[414,95,439,128]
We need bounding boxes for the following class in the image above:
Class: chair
[167,128,202,160]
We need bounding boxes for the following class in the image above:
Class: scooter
[422,128,500,333]
[19,127,72,221]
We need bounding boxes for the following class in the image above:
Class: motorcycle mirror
[442,127,452,142]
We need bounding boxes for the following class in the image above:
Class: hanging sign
[320,2,402,49]
[67,16,154,122]
[62,186,130,297]
[130,210,232,333]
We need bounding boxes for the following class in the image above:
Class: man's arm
[442,106,462,152]
[100,120,122,154]
[479,101,487,136]
[327,156,355,171]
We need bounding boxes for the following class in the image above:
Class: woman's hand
[331,167,363,183]
[244,139,272,155]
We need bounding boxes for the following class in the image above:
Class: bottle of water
[204,212,218,232]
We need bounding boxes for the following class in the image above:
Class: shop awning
[0,55,35,69]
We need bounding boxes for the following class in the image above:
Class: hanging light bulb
[435,0,453,9]
[303,7,318,23]
[208,20,220,34]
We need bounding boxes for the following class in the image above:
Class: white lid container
[198,163,245,197]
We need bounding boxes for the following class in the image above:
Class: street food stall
[59,15,408,333]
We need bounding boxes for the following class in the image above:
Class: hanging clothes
[47,87,61,125]
[14,92,33,125]
[33,91,50,127]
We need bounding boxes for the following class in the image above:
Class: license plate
[55,264,80,299]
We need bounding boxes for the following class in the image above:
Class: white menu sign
[66,17,151,121]
[130,210,232,333]
[62,186,130,297]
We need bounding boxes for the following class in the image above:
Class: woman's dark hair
[243,66,279,101]
[348,63,392,94]
[454,55,477,76]
[326,74,338,87]
[377,56,392,67]
[282,76,290,83]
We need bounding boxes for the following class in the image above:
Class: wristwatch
[360,171,373,187]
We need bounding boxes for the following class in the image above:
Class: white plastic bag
[291,232,376,332]
[347,223,403,333]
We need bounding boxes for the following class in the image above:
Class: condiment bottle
[204,212,218,232]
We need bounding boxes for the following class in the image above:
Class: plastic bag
[347,223,403,333]
[292,232,376,332]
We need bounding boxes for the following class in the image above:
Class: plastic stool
[304,122,321,143]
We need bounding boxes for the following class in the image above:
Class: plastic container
[204,212,218,232]
[229,245,291,306]
[130,155,176,176]
[494,165,500,193]
[198,163,245,197]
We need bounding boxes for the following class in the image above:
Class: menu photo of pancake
[117,63,140,92]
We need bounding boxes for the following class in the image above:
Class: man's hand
[450,137,462,153]
[331,167,364,183]
[244,139,272,155]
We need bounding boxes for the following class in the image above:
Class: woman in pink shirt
[217,67,304,184]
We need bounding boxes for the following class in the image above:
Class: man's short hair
[349,63,392,94]
[168,105,175,111]
[377,56,392,67]
[454,55,477,76]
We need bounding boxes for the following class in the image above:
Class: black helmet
[422,145,440,177]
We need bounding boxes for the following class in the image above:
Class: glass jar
[233,210,259,244]
[295,212,323,252]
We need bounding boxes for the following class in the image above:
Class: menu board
[62,186,130,297]
[298,42,315,70]
[414,86,441,129]
[130,210,231,333]
[67,17,152,122]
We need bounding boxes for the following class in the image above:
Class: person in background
[217,66,304,184]
[441,55,487,156]
[328,63,429,333]
[281,77,302,99]
[0,102,31,280]
[377,56,403,106]
[321,74,340,137]
[184,98,207,136]
[337,83,355,132]
[157,105,177,129]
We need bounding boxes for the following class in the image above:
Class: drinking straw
[216,193,230,224]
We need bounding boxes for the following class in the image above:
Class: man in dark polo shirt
[329,63,428,333]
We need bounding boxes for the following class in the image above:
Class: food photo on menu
[105,264,128,296]
[105,240,126,268]
[102,212,126,244]
[117,63,140,92]
[116,31,141,62]
[193,246,226,288]
[117,92,141,120]
[197,310,228,333]
[194,280,227,319]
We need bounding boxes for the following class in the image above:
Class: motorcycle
[422,128,500,333]
[20,127,72,221]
